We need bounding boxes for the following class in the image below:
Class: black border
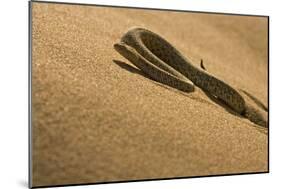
[267,16,270,175]
[28,1,270,188]
[31,0,269,17]
[32,171,268,189]
[28,1,33,189]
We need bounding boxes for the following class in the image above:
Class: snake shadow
[113,60,152,80]
[201,90,244,118]
[240,89,268,112]
[113,59,260,124]
[114,60,207,99]
[113,60,193,96]
[113,59,268,133]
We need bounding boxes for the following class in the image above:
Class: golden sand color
[114,27,267,127]
[31,2,268,187]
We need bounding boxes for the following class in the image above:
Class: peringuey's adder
[114,27,267,127]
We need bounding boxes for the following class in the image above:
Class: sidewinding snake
[114,27,268,127]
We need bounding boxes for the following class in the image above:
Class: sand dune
[31,2,268,187]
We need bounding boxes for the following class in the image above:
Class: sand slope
[31,2,268,187]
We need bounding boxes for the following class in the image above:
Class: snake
[114,27,267,127]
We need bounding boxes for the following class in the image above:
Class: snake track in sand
[114,27,267,127]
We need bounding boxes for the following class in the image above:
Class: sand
[31,2,268,187]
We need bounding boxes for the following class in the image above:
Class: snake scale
[114,27,267,127]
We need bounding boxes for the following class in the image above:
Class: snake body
[114,27,267,127]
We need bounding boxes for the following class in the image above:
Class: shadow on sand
[113,59,268,132]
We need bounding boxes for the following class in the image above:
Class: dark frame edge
[267,16,270,173]
[28,1,270,188]
[30,0,269,18]
[31,171,269,189]
[28,1,33,188]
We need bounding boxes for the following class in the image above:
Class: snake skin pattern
[114,27,267,127]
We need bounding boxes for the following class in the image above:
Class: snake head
[114,42,142,62]
[114,42,136,55]
[114,42,128,54]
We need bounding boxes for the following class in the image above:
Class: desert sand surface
[31,2,268,187]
